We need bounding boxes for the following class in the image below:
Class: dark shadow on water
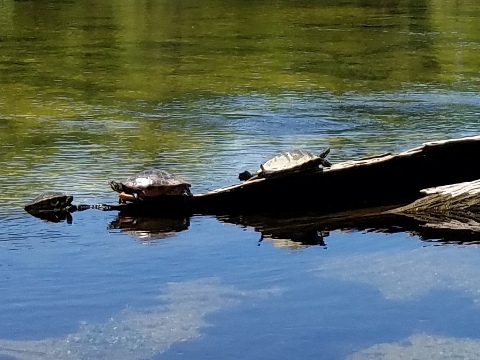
[219,206,480,248]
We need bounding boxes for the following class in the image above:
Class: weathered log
[391,179,480,213]
[192,135,480,215]
[387,179,480,235]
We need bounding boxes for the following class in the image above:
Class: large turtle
[238,148,331,181]
[109,169,192,203]
[24,191,73,213]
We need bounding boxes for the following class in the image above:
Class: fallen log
[24,135,480,221]
[192,135,480,215]
[391,179,480,213]
[388,179,480,235]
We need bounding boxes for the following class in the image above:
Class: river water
[1,1,480,359]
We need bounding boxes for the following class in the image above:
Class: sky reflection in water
[2,0,480,359]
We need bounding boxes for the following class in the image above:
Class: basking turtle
[239,148,331,181]
[24,192,124,223]
[24,191,73,214]
[109,169,192,203]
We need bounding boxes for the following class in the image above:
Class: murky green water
[2,0,480,359]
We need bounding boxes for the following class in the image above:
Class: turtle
[109,169,192,203]
[24,191,74,214]
[238,147,331,181]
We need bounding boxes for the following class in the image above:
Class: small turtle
[109,169,192,203]
[239,148,331,181]
[24,191,73,213]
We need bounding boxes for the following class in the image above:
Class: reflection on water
[318,245,480,358]
[317,245,480,302]
[350,333,480,360]
[27,209,74,224]
[2,0,480,358]
[0,279,281,360]
[221,207,480,249]
[23,203,480,247]
[108,214,190,242]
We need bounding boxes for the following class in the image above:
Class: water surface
[2,0,480,359]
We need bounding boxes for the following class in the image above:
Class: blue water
[3,0,480,358]
[3,90,480,359]
[4,199,480,359]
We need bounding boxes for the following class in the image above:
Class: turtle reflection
[28,208,74,223]
[222,214,330,249]
[109,214,190,241]
[258,230,328,249]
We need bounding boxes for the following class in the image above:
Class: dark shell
[25,191,73,212]
[110,169,191,198]
[123,169,190,189]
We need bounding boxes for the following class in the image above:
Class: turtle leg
[182,188,193,197]
[132,192,144,203]
[322,158,332,167]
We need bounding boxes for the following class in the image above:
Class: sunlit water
[2,0,480,359]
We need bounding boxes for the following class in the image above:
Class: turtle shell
[258,148,330,177]
[25,191,73,213]
[110,169,191,200]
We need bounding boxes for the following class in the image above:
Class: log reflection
[219,205,480,248]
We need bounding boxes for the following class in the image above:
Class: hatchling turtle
[109,169,192,203]
[24,191,73,213]
[238,148,331,181]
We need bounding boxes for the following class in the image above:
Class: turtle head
[238,171,253,181]
[109,181,124,193]
[319,147,332,167]
[319,147,330,159]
